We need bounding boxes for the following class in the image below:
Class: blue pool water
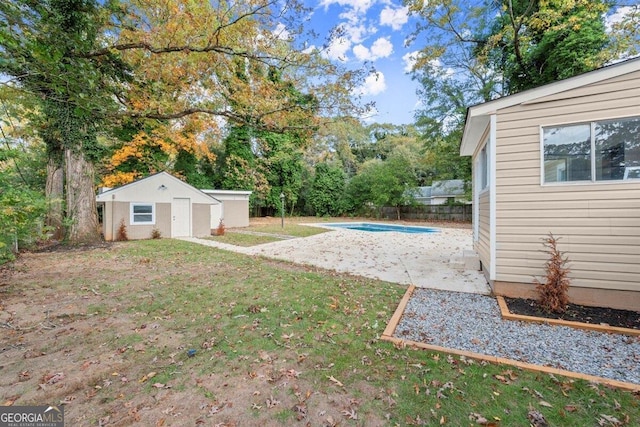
[323,222,437,234]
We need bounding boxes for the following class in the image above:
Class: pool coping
[381,285,640,392]
[313,222,439,233]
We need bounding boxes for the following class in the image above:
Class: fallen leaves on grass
[42,372,64,385]
[494,369,519,384]
[341,408,358,420]
[327,375,344,387]
[266,396,280,408]
[152,383,171,389]
[598,414,624,426]
[527,409,548,427]
[139,371,156,383]
[468,413,502,426]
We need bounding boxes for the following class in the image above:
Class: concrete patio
[182,224,491,295]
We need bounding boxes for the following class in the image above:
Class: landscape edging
[381,285,640,392]
[496,296,640,337]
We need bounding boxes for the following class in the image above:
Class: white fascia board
[461,114,491,156]
[460,56,640,158]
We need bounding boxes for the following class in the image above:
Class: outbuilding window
[543,116,640,183]
[131,203,155,224]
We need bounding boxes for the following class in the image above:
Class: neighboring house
[460,56,640,311]
[201,189,252,228]
[431,179,468,205]
[96,172,220,240]
[414,180,468,205]
[413,186,432,204]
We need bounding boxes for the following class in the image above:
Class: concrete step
[450,250,480,271]
[463,249,480,271]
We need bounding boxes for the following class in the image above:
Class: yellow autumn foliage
[101,171,140,187]
[101,118,216,187]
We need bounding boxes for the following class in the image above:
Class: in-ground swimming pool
[321,222,437,234]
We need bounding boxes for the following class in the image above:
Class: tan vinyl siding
[103,202,170,241]
[525,70,640,105]
[192,203,211,237]
[493,70,640,295]
[223,200,250,227]
[476,190,490,274]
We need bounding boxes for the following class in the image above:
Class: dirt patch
[0,242,390,426]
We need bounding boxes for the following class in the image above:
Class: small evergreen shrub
[534,233,570,313]
[151,228,161,239]
[116,219,128,241]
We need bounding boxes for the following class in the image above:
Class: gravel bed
[394,288,640,385]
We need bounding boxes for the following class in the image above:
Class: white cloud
[339,21,371,44]
[355,71,387,96]
[380,6,409,30]
[320,0,378,45]
[320,0,376,15]
[605,6,633,31]
[402,51,419,73]
[325,36,352,61]
[353,44,371,61]
[273,23,290,41]
[370,37,393,58]
[302,44,316,54]
[353,37,393,61]
[429,58,455,77]
[360,104,379,124]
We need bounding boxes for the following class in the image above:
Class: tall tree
[406,0,638,184]
[406,0,638,103]
[483,0,610,93]
[308,118,367,177]
[0,88,48,259]
[308,162,346,216]
[0,0,366,243]
[345,147,418,218]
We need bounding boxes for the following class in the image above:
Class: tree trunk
[45,155,65,240]
[65,148,101,243]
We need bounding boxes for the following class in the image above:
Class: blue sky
[300,1,638,126]
[303,0,422,126]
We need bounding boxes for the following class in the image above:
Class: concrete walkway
[180,225,491,295]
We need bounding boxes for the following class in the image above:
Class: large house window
[131,203,155,224]
[543,116,640,183]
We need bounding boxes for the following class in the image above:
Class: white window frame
[541,115,640,185]
[130,203,155,225]
[624,166,640,180]
[478,141,489,192]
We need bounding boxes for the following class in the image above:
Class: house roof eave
[460,114,490,157]
[459,56,640,158]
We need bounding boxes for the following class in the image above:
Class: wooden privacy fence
[379,204,472,222]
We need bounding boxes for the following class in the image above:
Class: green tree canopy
[308,162,347,217]
[0,0,368,242]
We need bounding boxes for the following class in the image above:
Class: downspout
[473,160,480,242]
[111,194,115,241]
[489,114,497,281]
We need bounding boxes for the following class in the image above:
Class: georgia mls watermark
[0,406,64,427]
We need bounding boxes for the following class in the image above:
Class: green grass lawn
[2,238,637,426]
[243,222,329,237]
[207,222,329,246]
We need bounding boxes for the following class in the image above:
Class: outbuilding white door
[172,198,191,237]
